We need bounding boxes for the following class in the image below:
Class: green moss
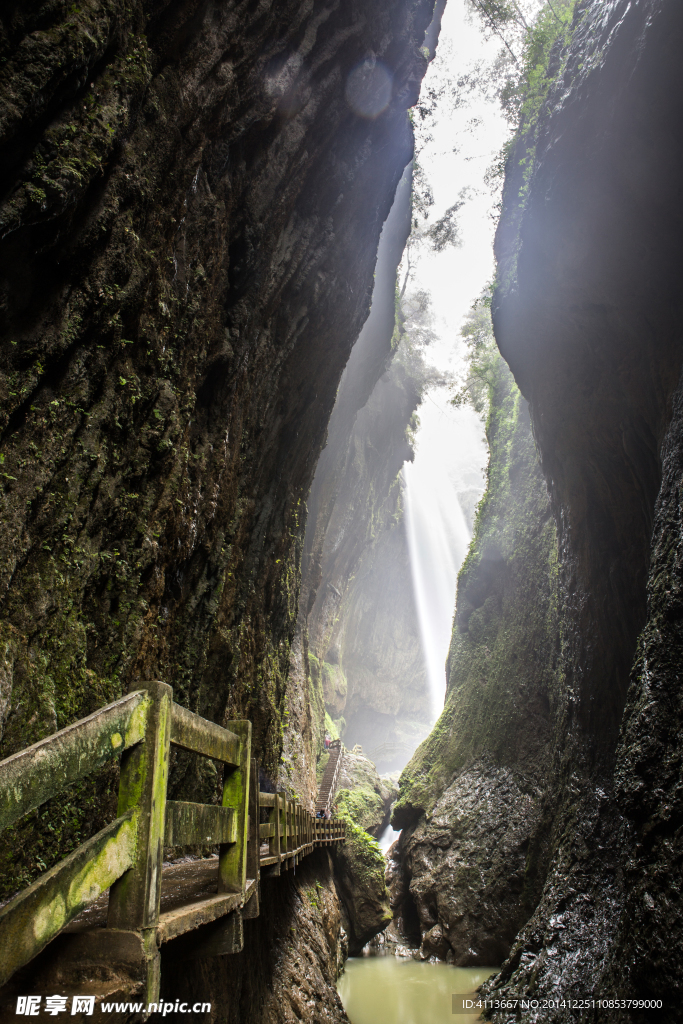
[495,0,579,299]
[324,711,340,741]
[321,661,347,704]
[335,785,384,836]
[303,880,325,912]
[333,809,391,949]
[337,813,386,886]
[394,357,559,827]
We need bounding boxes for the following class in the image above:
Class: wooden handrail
[0,690,149,834]
[257,788,345,872]
[0,809,138,986]
[0,684,345,1002]
[170,703,240,766]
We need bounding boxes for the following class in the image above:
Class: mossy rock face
[335,785,384,835]
[332,815,392,956]
[0,0,435,898]
[335,746,395,836]
[394,359,558,829]
[391,358,559,962]
[330,746,394,953]
[321,661,348,718]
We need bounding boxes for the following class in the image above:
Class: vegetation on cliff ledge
[394,350,559,828]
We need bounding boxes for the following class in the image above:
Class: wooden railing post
[266,792,282,875]
[218,721,251,894]
[274,792,282,873]
[243,757,260,919]
[282,796,288,870]
[294,801,298,864]
[297,802,301,862]
[107,681,173,1003]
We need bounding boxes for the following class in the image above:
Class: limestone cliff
[295,266,438,779]
[335,745,395,838]
[392,357,559,967]
[395,0,683,1018]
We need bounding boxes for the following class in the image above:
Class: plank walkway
[0,683,344,1010]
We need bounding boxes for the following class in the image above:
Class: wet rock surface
[332,748,393,956]
[335,745,395,837]
[392,1,683,1021]
[397,759,545,967]
[331,816,391,958]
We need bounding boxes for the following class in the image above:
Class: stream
[338,956,496,1024]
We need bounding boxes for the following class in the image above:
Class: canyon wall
[302,328,434,774]
[394,1,683,1019]
[392,356,559,966]
[0,0,435,1016]
[286,172,434,784]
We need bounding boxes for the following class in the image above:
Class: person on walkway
[324,732,331,750]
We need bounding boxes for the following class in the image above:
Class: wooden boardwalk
[0,683,344,1008]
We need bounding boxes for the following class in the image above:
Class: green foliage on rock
[324,712,340,741]
[450,287,498,416]
[335,786,385,836]
[394,355,559,828]
[335,746,393,836]
[331,746,392,952]
[332,812,391,955]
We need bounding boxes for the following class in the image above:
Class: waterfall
[404,389,486,720]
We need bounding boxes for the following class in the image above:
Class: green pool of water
[337,956,497,1024]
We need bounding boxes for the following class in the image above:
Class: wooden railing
[258,792,345,873]
[0,682,344,1005]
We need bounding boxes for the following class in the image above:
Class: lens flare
[345,59,393,119]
